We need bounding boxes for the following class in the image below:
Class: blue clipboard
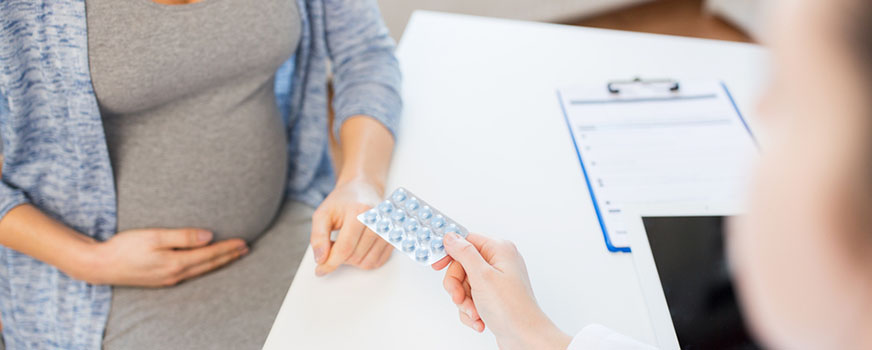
[556,79,755,253]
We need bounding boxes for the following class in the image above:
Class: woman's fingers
[175,239,247,267]
[315,212,364,276]
[359,239,391,269]
[151,228,214,249]
[373,242,392,267]
[175,245,249,283]
[310,208,334,264]
[347,228,378,266]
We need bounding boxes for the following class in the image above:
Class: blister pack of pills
[357,187,469,265]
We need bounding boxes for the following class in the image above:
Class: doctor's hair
[850,0,872,231]
[852,0,872,77]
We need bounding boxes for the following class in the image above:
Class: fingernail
[237,245,249,254]
[315,267,326,277]
[461,307,473,319]
[198,231,212,242]
[314,247,326,263]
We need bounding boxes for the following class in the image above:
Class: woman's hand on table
[434,233,572,350]
[311,115,395,276]
[310,177,392,276]
[76,228,248,287]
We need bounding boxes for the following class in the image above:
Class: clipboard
[556,78,757,253]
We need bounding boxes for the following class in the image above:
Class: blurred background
[379,0,767,43]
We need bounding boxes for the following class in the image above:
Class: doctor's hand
[436,233,572,350]
[310,178,392,276]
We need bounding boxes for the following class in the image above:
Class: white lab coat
[569,324,658,350]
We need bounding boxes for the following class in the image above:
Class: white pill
[391,209,406,223]
[418,206,433,220]
[415,248,429,262]
[389,228,404,243]
[417,227,432,242]
[430,239,444,252]
[364,210,378,224]
[405,197,420,212]
[377,200,394,215]
[430,214,445,229]
[404,218,419,232]
[376,219,391,234]
[392,189,407,203]
[402,238,417,252]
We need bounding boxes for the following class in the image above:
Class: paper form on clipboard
[557,80,758,252]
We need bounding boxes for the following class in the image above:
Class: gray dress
[85,0,308,348]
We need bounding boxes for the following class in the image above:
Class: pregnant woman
[0,0,400,348]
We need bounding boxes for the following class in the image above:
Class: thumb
[443,233,490,277]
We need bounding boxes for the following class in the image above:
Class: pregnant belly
[104,87,289,243]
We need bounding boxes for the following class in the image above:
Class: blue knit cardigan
[0,0,401,348]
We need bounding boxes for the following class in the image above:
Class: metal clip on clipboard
[607,77,680,94]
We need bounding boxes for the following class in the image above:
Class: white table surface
[264,11,768,350]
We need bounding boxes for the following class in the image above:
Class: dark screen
[642,216,761,350]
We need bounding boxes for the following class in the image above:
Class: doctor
[434,0,872,348]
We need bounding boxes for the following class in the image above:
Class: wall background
[376,0,767,41]
[706,0,769,40]
[376,0,651,40]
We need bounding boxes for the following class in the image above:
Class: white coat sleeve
[567,324,658,350]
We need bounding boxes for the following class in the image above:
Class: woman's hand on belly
[0,204,247,287]
[311,178,391,276]
[82,228,249,287]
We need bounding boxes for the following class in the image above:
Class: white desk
[264,11,768,349]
